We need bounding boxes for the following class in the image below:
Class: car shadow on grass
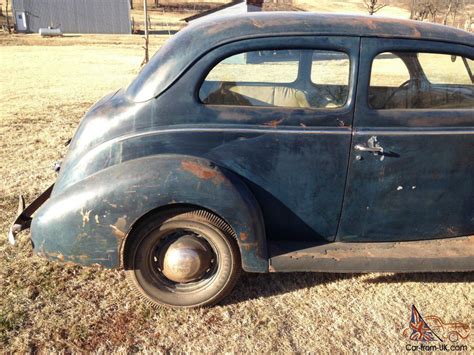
[220,272,365,305]
[220,271,473,305]
[364,271,474,284]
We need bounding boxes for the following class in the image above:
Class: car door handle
[354,144,383,153]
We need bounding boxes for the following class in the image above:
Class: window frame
[195,36,357,113]
[355,38,474,128]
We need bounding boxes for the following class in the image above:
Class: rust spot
[264,118,284,128]
[105,201,118,208]
[363,17,422,38]
[251,19,266,28]
[241,242,258,252]
[240,232,249,241]
[75,232,88,243]
[181,160,225,185]
[77,255,90,261]
[110,216,127,239]
[278,236,474,261]
[80,208,92,227]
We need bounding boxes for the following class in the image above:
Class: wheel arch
[31,154,268,272]
[120,203,242,269]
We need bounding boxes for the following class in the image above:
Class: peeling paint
[80,208,92,227]
[109,215,127,239]
[241,242,258,252]
[264,118,284,128]
[270,236,474,272]
[181,160,225,185]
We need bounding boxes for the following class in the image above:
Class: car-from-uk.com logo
[402,305,470,352]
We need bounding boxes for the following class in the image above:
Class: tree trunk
[142,0,149,66]
[5,0,11,33]
[130,0,134,10]
[442,1,453,25]
[410,0,416,19]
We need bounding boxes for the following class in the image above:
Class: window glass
[418,53,473,85]
[199,49,350,109]
[311,51,350,85]
[310,51,350,108]
[204,50,299,83]
[370,53,410,88]
[369,51,474,110]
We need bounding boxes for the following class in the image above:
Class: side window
[199,49,350,109]
[418,53,473,85]
[370,53,410,88]
[311,51,350,108]
[369,51,474,110]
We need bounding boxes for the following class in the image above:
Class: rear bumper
[7,184,54,245]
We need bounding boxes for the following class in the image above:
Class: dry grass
[0,33,473,353]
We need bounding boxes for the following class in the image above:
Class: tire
[124,208,241,308]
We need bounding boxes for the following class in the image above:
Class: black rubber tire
[124,209,241,308]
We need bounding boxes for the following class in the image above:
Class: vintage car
[8,13,474,308]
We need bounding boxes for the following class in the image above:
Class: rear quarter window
[200,49,350,109]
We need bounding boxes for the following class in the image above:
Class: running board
[269,236,474,273]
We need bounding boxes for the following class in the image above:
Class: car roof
[127,12,474,102]
[191,12,474,45]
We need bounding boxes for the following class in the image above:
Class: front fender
[31,155,267,272]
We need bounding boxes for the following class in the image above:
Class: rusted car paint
[32,155,267,270]
[269,236,474,272]
[9,12,473,274]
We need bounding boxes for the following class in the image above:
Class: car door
[337,38,474,242]
[157,36,360,243]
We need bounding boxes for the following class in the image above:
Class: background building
[183,0,301,23]
[12,0,131,34]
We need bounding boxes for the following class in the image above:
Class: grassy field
[0,32,473,352]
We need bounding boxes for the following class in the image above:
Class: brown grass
[0,33,473,353]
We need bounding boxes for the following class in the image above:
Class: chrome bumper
[7,184,54,245]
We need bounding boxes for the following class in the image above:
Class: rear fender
[31,155,267,272]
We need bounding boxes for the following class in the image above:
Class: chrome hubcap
[161,235,213,283]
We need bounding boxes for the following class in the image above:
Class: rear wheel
[124,209,241,308]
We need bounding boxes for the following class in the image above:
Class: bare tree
[363,0,388,15]
[462,0,473,31]
[141,0,149,67]
[409,0,417,18]
[411,0,443,21]
[5,0,11,33]
[409,0,471,27]
[449,0,464,26]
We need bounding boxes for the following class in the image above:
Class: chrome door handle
[354,144,383,153]
[354,136,384,154]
